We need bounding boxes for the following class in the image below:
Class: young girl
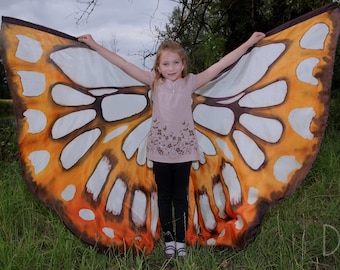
[78,32,265,258]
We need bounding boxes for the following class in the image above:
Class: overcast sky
[0,0,178,69]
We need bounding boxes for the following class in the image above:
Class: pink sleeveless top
[146,73,199,163]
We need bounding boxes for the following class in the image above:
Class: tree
[0,59,10,99]
[75,0,100,24]
[157,0,336,73]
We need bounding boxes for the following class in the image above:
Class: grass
[0,117,339,269]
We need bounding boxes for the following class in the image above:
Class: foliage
[332,41,340,90]
[0,115,18,162]
[0,99,13,114]
[0,60,10,99]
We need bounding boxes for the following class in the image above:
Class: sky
[0,0,178,69]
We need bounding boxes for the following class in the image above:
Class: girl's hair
[152,40,189,90]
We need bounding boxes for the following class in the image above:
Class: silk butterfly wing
[185,4,340,249]
[0,17,159,253]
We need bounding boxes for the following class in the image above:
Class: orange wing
[0,18,158,254]
[186,4,340,249]
[0,3,339,254]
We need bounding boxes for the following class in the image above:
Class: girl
[78,32,265,258]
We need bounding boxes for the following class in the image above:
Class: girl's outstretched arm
[195,32,265,89]
[78,34,151,85]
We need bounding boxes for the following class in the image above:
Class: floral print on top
[148,118,197,156]
[146,73,199,163]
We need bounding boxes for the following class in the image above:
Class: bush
[0,116,19,162]
[0,99,14,114]
[329,88,340,131]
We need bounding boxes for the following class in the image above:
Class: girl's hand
[246,32,266,47]
[78,34,98,49]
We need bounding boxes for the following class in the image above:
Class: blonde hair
[152,40,189,90]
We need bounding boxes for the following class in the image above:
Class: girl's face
[157,50,185,81]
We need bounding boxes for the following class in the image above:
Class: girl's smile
[157,50,184,81]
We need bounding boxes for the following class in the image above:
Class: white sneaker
[164,241,176,259]
[176,242,186,257]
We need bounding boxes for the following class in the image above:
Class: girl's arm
[78,34,151,85]
[195,32,265,89]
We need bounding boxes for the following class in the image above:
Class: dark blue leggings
[153,161,191,243]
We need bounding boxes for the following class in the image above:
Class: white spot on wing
[60,128,101,170]
[28,150,50,175]
[61,185,76,201]
[192,161,199,170]
[102,227,114,238]
[106,178,127,215]
[193,104,234,135]
[131,190,147,227]
[219,228,225,237]
[79,209,95,221]
[196,130,216,156]
[51,84,95,106]
[195,43,285,98]
[123,118,151,162]
[288,107,315,139]
[216,138,234,161]
[239,80,287,108]
[16,35,42,63]
[86,156,112,201]
[52,109,96,139]
[247,187,258,205]
[134,236,142,241]
[23,109,47,133]
[197,149,207,166]
[221,162,242,205]
[104,126,128,143]
[102,94,147,122]
[199,193,216,231]
[296,57,319,85]
[193,205,199,233]
[89,89,118,96]
[50,47,143,88]
[147,159,153,169]
[235,215,244,230]
[233,130,265,170]
[217,93,245,105]
[274,156,302,183]
[213,182,227,219]
[18,71,45,96]
[136,136,148,165]
[207,238,216,245]
[240,114,283,143]
[150,192,159,237]
[300,23,329,50]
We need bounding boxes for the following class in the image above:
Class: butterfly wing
[185,4,340,249]
[0,17,158,254]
